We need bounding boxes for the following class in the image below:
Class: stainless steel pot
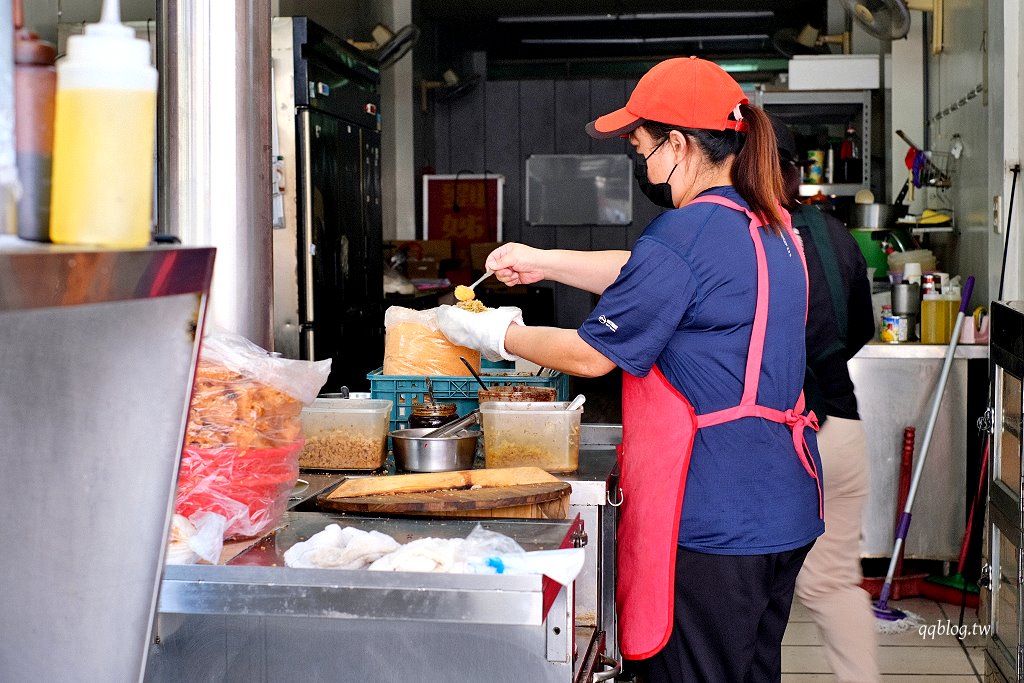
[850,203,897,229]
[390,427,479,472]
[850,203,910,229]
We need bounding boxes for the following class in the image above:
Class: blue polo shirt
[579,187,824,555]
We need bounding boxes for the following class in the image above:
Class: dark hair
[643,104,786,234]
[780,159,802,210]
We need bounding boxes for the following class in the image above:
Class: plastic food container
[298,398,392,470]
[479,401,582,473]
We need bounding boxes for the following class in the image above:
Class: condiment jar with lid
[409,401,458,429]
[13,0,57,242]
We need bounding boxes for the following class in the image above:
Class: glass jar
[409,401,458,429]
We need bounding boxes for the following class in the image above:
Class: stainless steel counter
[854,341,988,359]
[289,425,622,651]
[850,342,988,559]
[147,514,604,682]
[1,243,214,683]
[161,514,570,624]
[561,424,620,661]
[145,427,622,682]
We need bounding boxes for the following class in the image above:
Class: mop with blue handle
[873,275,976,633]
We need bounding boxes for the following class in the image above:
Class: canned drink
[880,315,905,343]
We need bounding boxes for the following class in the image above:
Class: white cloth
[283,524,401,570]
[368,537,465,573]
[436,305,524,362]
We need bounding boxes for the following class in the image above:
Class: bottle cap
[65,0,151,68]
[15,29,57,66]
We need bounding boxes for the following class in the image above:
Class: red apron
[615,196,823,660]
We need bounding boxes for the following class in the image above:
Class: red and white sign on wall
[422,174,504,262]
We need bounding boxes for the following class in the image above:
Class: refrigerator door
[297,108,383,392]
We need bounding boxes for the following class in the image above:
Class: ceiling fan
[841,0,944,53]
[420,69,481,113]
[348,23,420,70]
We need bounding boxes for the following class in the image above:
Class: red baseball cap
[587,56,749,139]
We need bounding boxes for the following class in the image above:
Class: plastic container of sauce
[14,7,57,242]
[49,0,158,247]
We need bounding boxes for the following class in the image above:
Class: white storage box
[788,55,879,90]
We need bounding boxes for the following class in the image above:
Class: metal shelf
[755,88,872,190]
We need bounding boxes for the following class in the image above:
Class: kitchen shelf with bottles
[755,88,872,197]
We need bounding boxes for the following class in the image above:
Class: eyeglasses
[642,139,667,161]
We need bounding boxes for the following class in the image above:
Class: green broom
[920,439,987,606]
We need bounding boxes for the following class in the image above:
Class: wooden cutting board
[319,467,571,520]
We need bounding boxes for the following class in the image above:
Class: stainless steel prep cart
[146,514,615,682]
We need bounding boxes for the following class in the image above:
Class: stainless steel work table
[849,342,989,559]
[148,515,604,682]
[145,425,623,682]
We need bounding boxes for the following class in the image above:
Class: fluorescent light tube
[522,35,770,45]
[498,11,774,23]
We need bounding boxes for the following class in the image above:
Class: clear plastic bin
[298,398,392,470]
[479,401,582,473]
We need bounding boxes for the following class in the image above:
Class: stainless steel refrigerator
[271,16,384,392]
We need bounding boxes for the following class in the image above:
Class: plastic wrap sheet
[175,332,330,540]
[383,306,481,376]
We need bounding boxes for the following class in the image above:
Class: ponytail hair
[644,105,787,234]
[732,104,786,233]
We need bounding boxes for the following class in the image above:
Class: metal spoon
[424,376,436,404]
[466,269,494,292]
[454,270,495,302]
[460,356,489,392]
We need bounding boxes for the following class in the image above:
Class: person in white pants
[772,114,881,682]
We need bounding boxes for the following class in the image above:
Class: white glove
[436,305,524,362]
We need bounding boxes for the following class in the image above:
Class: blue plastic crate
[368,367,570,431]
[481,358,515,370]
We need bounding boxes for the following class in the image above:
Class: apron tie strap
[697,403,823,519]
[782,408,823,519]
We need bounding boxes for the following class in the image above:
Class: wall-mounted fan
[842,0,943,53]
[348,23,420,70]
[772,24,851,58]
[420,69,481,113]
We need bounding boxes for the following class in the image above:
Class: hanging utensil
[460,356,488,392]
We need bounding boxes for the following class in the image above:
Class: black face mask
[634,139,679,209]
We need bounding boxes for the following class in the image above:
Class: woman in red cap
[439,57,823,682]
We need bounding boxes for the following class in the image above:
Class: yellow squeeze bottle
[49,0,157,248]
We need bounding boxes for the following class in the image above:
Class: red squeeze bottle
[14,0,57,241]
